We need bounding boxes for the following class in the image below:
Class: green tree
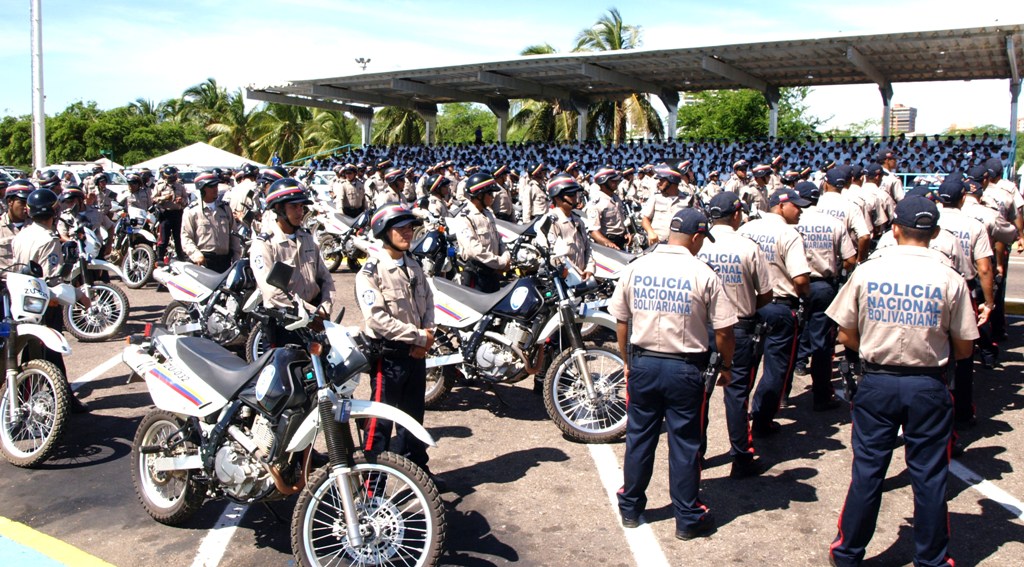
[0,115,33,169]
[824,117,881,138]
[676,87,823,140]
[371,106,424,146]
[249,103,312,163]
[180,78,230,126]
[436,103,497,143]
[508,44,576,142]
[300,109,360,157]
[207,89,261,158]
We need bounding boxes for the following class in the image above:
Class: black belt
[633,347,709,366]
[771,296,800,308]
[810,276,837,285]
[863,361,945,379]
[734,316,759,332]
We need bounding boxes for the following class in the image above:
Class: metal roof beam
[846,46,890,88]
[391,78,501,106]
[1008,35,1020,83]
[700,56,769,91]
[245,89,373,118]
[477,71,575,100]
[310,85,413,109]
[580,63,666,94]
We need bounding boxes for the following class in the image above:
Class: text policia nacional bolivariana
[866,281,943,327]
[631,275,694,315]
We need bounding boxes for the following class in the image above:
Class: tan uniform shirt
[937,205,993,279]
[738,211,811,298]
[456,205,509,270]
[861,181,895,228]
[768,173,784,192]
[250,222,335,313]
[12,222,62,282]
[57,208,115,241]
[699,225,774,318]
[333,179,365,211]
[738,182,769,215]
[797,208,856,278]
[874,228,967,276]
[0,213,25,269]
[826,245,979,367]
[491,179,515,218]
[609,244,738,353]
[879,169,904,202]
[426,194,450,219]
[126,186,154,211]
[963,198,1017,245]
[701,181,723,201]
[817,191,872,242]
[584,190,627,239]
[545,207,595,275]
[154,180,188,211]
[374,185,405,208]
[983,179,1023,223]
[355,251,434,347]
[520,179,549,223]
[227,180,257,217]
[181,201,241,261]
[638,175,659,202]
[846,183,887,230]
[640,192,689,243]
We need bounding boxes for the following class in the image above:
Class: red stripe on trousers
[363,358,384,452]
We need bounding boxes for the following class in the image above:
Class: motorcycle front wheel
[64,282,130,342]
[0,360,69,467]
[245,323,271,363]
[121,243,156,289]
[543,346,627,444]
[131,409,205,525]
[291,452,446,567]
[318,233,343,272]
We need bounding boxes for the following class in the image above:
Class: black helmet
[27,188,59,220]
[258,166,287,186]
[593,166,621,186]
[58,187,86,203]
[91,165,104,174]
[465,172,498,198]
[265,178,312,208]
[546,173,583,199]
[371,204,422,241]
[39,171,60,190]
[653,165,683,185]
[126,173,142,186]
[240,164,259,178]
[383,167,405,185]
[162,166,179,177]
[5,179,35,201]
[194,170,220,192]
[425,174,450,194]
[140,169,154,182]
[676,160,693,175]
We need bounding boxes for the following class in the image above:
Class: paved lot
[2,269,1023,566]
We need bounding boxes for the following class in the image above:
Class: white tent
[130,142,261,170]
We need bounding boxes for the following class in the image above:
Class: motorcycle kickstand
[482,381,512,408]
[261,501,288,525]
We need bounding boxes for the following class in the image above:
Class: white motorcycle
[125,263,446,566]
[109,205,160,289]
[63,222,131,342]
[306,202,373,272]
[0,260,79,467]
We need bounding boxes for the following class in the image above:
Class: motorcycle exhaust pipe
[265,461,306,495]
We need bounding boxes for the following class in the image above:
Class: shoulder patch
[255,233,271,241]
[361,260,377,275]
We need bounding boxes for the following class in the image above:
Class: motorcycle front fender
[283,399,438,454]
[135,230,158,244]
[536,308,616,342]
[89,259,125,280]
[16,323,72,355]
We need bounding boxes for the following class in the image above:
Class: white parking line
[71,353,124,392]
[190,503,248,567]
[588,444,670,567]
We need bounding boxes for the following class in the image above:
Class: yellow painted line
[0,516,113,567]
[1007,300,1024,316]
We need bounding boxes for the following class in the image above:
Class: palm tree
[129,98,159,119]
[158,98,186,123]
[301,109,360,156]
[180,78,230,126]
[370,107,424,146]
[207,89,261,158]
[573,9,663,143]
[249,103,312,164]
[508,44,578,142]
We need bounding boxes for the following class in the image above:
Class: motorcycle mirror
[266,262,293,291]
[24,260,44,278]
[334,306,346,324]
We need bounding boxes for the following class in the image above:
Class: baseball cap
[825,165,852,188]
[768,188,811,208]
[937,177,966,204]
[877,149,898,161]
[707,191,746,219]
[893,195,940,229]
[905,185,940,201]
[966,165,988,182]
[984,157,1003,177]
[669,208,715,242]
[965,179,984,196]
[795,181,821,202]
[849,164,863,178]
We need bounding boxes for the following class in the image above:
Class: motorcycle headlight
[23,296,47,314]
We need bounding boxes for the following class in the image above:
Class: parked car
[41,163,129,202]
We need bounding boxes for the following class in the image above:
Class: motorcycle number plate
[333,399,352,423]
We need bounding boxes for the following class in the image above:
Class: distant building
[890,104,918,134]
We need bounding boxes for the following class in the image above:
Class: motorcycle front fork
[559,303,599,401]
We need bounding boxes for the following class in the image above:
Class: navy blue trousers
[363,356,429,469]
[703,322,761,458]
[751,301,800,429]
[830,373,954,567]
[796,280,839,404]
[618,354,709,532]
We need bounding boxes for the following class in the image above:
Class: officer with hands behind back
[610,208,736,540]
[181,170,241,273]
[455,172,510,292]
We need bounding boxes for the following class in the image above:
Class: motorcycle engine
[474,338,522,381]
[214,442,271,501]
[207,296,242,344]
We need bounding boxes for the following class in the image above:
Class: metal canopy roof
[248,24,1024,115]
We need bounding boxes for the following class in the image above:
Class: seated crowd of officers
[1,147,1019,566]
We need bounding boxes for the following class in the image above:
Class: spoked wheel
[160,301,192,332]
[0,360,69,468]
[424,342,456,410]
[245,324,271,363]
[543,346,627,443]
[292,452,446,567]
[131,410,205,525]
[121,243,156,289]
[64,282,130,342]
[319,233,343,272]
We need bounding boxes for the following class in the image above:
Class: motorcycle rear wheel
[161,301,192,331]
[131,409,205,525]
[122,243,156,289]
[291,452,446,567]
[319,233,343,272]
[543,346,627,444]
[245,324,271,363]
[64,282,130,342]
[0,360,69,468]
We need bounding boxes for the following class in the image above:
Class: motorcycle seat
[495,218,533,237]
[175,337,274,400]
[591,242,636,267]
[432,276,516,315]
[331,213,355,228]
[181,263,228,291]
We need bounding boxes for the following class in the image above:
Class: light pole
[355,58,371,72]
[30,0,46,171]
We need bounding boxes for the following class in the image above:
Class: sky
[1,0,1021,135]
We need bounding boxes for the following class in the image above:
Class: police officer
[700,170,722,201]
[610,208,736,539]
[90,173,113,216]
[739,188,812,436]
[640,164,690,244]
[793,181,857,410]
[698,191,773,478]
[250,178,335,346]
[818,166,872,261]
[520,163,550,223]
[676,160,699,206]
[585,166,629,250]
[877,149,905,203]
[154,166,188,262]
[226,164,259,222]
[374,166,408,208]
[0,181,33,268]
[56,187,115,256]
[181,171,241,273]
[544,174,595,279]
[490,164,516,222]
[421,174,452,219]
[618,167,639,203]
[455,172,510,292]
[124,173,153,211]
[12,188,90,412]
[981,158,1024,341]
[742,164,772,215]
[356,205,438,479]
[827,195,977,567]
[723,159,753,195]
